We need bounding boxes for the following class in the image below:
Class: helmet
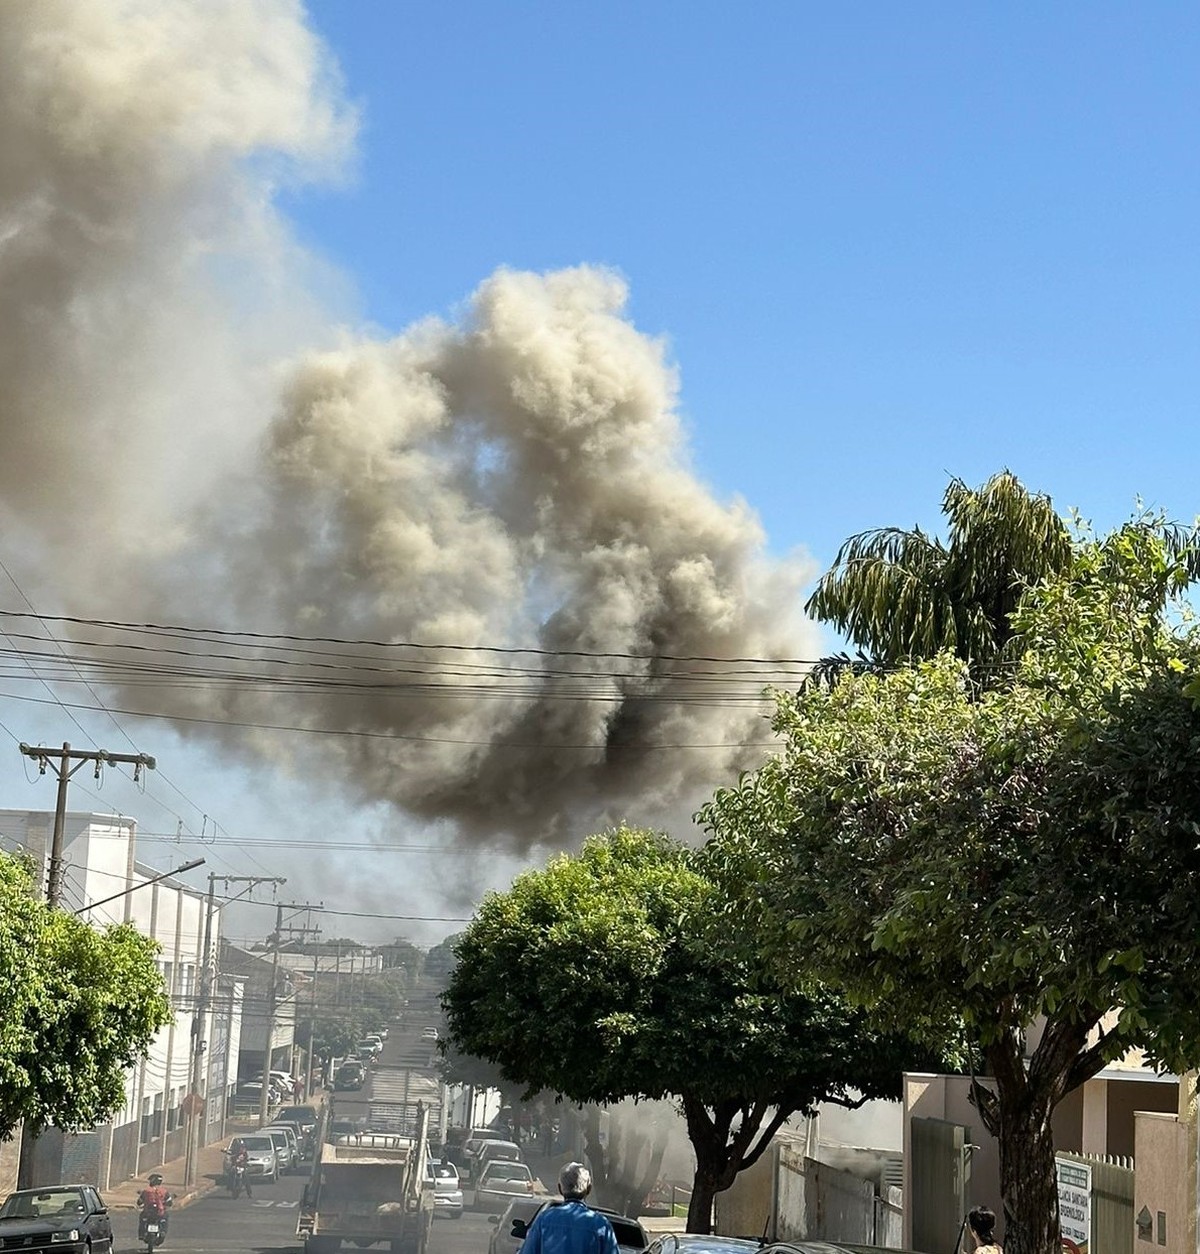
[148,1173,163,1186]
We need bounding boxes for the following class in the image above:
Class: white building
[0,810,244,1189]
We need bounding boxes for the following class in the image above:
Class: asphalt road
[106,1168,493,1254]
[111,999,494,1254]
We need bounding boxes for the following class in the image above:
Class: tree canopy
[806,470,1073,675]
[443,827,938,1231]
[0,854,171,1138]
[702,520,1200,1254]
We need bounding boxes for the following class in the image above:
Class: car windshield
[0,1190,84,1219]
[276,1107,317,1123]
[431,1165,457,1180]
[484,1163,531,1182]
[240,1136,274,1151]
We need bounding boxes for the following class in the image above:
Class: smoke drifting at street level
[0,2,819,853]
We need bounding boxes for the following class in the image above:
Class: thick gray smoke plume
[0,1,819,853]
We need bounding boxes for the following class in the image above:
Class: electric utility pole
[19,742,155,906]
[183,873,286,1191]
[259,902,320,1126]
[14,741,155,1190]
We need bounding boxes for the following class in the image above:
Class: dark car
[334,1060,365,1091]
[0,1186,114,1254]
[271,1104,320,1155]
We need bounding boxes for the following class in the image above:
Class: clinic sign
[1056,1158,1092,1254]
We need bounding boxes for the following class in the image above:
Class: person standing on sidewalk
[521,1164,619,1254]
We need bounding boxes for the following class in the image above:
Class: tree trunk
[687,1173,720,1235]
[995,1102,1060,1254]
[976,1020,1099,1254]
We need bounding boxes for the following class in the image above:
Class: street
[107,1171,491,1254]
[109,1005,493,1254]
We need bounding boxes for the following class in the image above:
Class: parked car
[488,1199,646,1254]
[0,1185,115,1254]
[475,1139,523,1175]
[461,1131,512,1178]
[233,1081,278,1107]
[761,1244,924,1254]
[272,1104,320,1155]
[421,1027,439,1041]
[486,1197,546,1254]
[473,1160,539,1212]
[356,1037,382,1057]
[335,1060,366,1091]
[262,1124,301,1172]
[252,1069,295,1094]
[427,1161,463,1219]
[646,1238,763,1254]
[224,1134,280,1182]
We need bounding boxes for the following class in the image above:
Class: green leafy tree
[806,470,1073,677]
[702,522,1200,1254]
[443,828,937,1231]
[0,855,171,1137]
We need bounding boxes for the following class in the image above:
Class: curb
[108,1180,219,1213]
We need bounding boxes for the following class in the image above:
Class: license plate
[147,1225,160,1234]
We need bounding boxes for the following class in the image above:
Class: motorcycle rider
[137,1173,172,1245]
[230,1137,253,1198]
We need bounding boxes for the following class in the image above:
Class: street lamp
[74,857,206,914]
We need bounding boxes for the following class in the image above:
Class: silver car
[488,1199,647,1254]
[227,1134,279,1181]
[262,1124,301,1171]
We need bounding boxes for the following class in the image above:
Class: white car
[427,1160,463,1219]
[421,1027,439,1041]
[487,1199,647,1254]
[474,1160,539,1212]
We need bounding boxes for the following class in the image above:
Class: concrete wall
[714,1136,785,1238]
[903,1073,1003,1248]
[1134,1112,1191,1254]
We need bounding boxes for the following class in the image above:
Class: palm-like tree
[806,471,1073,676]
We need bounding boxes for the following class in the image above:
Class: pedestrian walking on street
[292,1075,303,1104]
[521,1163,619,1254]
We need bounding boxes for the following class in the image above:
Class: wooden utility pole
[19,742,155,905]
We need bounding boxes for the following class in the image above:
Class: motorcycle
[228,1163,247,1199]
[137,1197,172,1253]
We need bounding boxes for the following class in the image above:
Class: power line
[0,688,779,750]
[210,893,469,923]
[0,608,826,666]
[0,574,270,877]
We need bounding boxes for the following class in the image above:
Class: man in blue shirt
[522,1163,620,1254]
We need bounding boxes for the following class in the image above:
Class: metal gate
[911,1117,973,1254]
[1057,1152,1134,1254]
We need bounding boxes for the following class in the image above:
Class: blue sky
[4,2,1200,941]
[291,0,1200,563]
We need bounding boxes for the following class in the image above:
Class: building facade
[0,810,244,1189]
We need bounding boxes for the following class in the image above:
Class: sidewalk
[105,1120,258,1212]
